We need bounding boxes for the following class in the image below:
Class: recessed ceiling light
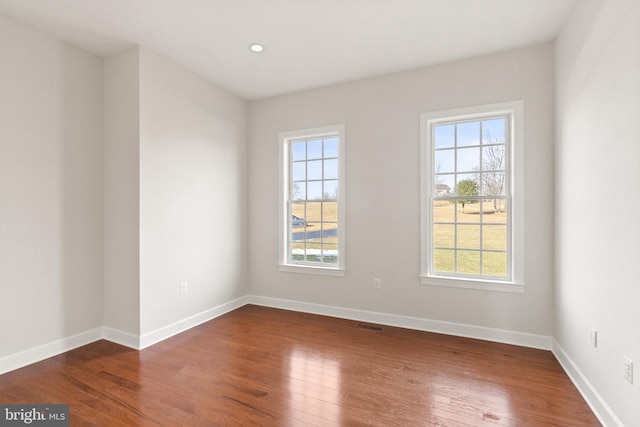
[249,43,265,53]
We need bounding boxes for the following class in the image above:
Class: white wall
[248,43,556,337]
[0,16,249,361]
[0,14,104,357]
[139,48,248,335]
[103,47,141,336]
[555,1,640,425]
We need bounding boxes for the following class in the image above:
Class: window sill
[419,275,524,294]
[279,264,346,277]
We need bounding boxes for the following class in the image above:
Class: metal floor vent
[355,323,384,332]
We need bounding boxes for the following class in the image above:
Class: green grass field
[288,199,509,275]
[433,201,508,277]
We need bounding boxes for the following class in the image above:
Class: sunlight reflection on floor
[427,371,513,424]
[287,347,342,425]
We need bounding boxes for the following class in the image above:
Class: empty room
[0,0,638,425]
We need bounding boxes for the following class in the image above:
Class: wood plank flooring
[0,305,600,426]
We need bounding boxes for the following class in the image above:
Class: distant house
[435,183,451,196]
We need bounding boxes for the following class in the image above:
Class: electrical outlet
[623,355,633,384]
[373,278,381,289]
[590,328,597,348]
[180,281,189,294]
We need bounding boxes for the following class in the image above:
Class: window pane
[321,227,338,243]
[423,109,515,283]
[306,202,322,222]
[457,250,480,274]
[482,199,507,222]
[457,147,480,172]
[306,222,320,237]
[291,202,305,220]
[323,228,338,247]
[307,181,322,200]
[322,201,338,222]
[306,253,322,263]
[291,246,304,262]
[292,141,306,161]
[435,149,454,173]
[292,161,306,181]
[482,118,505,144]
[457,121,480,147]
[433,249,454,273]
[434,175,454,197]
[323,243,339,264]
[320,222,338,241]
[324,158,338,179]
[307,139,322,159]
[324,180,338,199]
[456,170,480,222]
[324,137,339,158]
[482,252,507,277]
[482,145,506,179]
[455,174,478,197]
[434,124,455,149]
[482,172,506,196]
[433,224,454,248]
[283,126,343,269]
[307,160,323,180]
[292,182,306,200]
[482,225,507,251]
[457,224,480,249]
[306,240,322,249]
[433,200,455,222]
[290,227,305,245]
[458,201,481,222]
[291,204,306,240]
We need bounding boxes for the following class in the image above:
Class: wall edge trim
[247,295,552,350]
[552,340,623,427]
[138,296,249,350]
[0,328,103,375]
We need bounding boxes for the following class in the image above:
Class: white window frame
[279,124,346,276]
[420,101,525,293]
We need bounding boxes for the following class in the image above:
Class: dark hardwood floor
[1,305,600,426]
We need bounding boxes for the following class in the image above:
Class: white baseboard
[0,296,249,375]
[552,340,622,427]
[0,295,620,426]
[102,326,140,350]
[138,296,249,350]
[8,295,620,426]
[1,294,550,377]
[246,295,553,350]
[0,328,103,375]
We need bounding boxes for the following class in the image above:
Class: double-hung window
[279,124,345,275]
[420,102,524,293]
